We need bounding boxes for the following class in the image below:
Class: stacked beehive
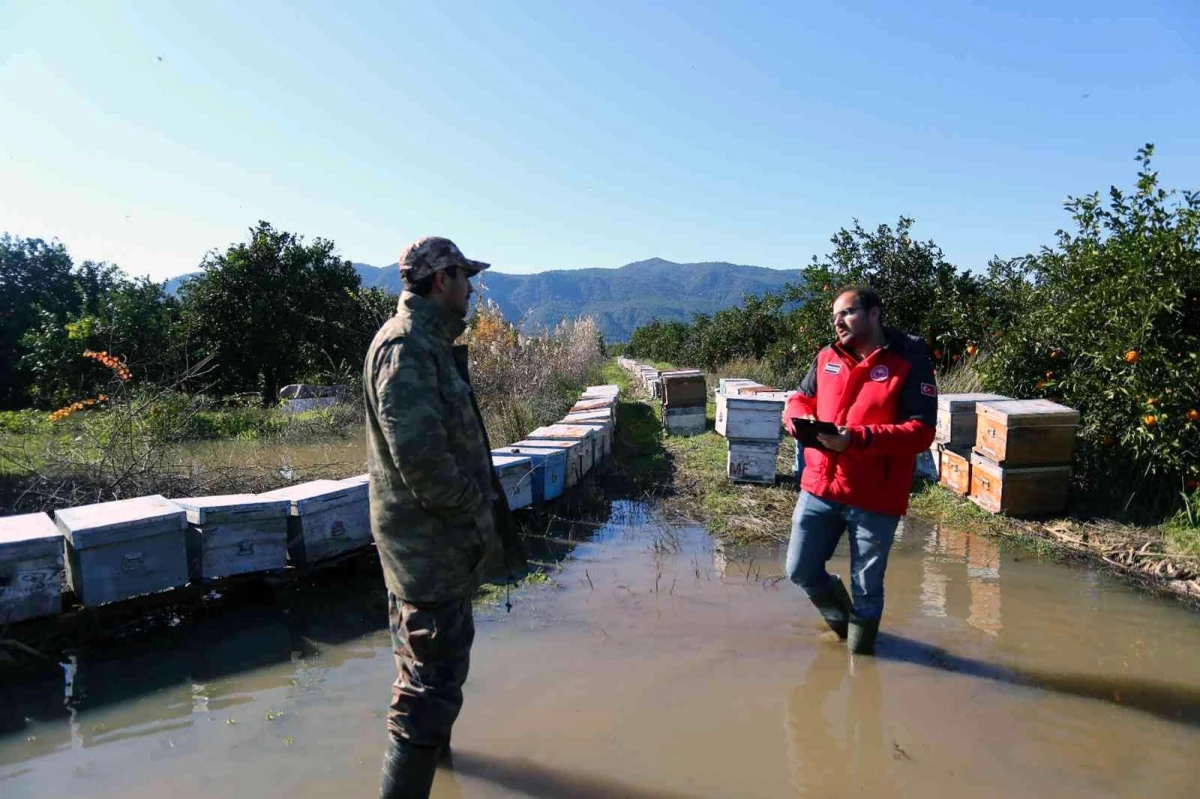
[715,380,791,484]
[931,393,1010,493]
[967,399,1080,516]
[932,393,1080,516]
[619,359,709,435]
[659,369,708,435]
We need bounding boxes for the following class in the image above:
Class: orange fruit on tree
[1147,397,1160,407]
[1045,370,1054,379]
[966,345,977,356]
[1187,409,1200,422]
[933,349,943,359]
[1050,350,1059,358]
[951,353,960,362]
[1124,350,1139,364]
[1035,380,1046,390]
[1143,414,1157,426]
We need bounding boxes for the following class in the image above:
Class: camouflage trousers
[386,592,475,747]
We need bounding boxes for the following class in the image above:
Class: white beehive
[492,455,535,510]
[0,512,64,623]
[509,439,584,487]
[54,495,188,607]
[527,425,598,470]
[172,494,290,582]
[727,440,780,484]
[259,479,372,565]
[664,406,706,436]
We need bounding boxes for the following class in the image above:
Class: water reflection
[922,525,1003,636]
[0,499,632,774]
[785,646,898,798]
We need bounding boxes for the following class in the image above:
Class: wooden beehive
[172,494,290,582]
[493,445,567,501]
[556,421,612,459]
[974,399,1080,466]
[727,440,780,484]
[583,384,620,398]
[54,495,188,607]
[935,393,1010,447]
[968,451,1071,516]
[938,447,972,495]
[664,406,707,435]
[720,396,785,441]
[660,372,708,407]
[0,512,64,623]
[563,409,614,430]
[570,397,616,423]
[510,439,583,487]
[527,425,597,471]
[259,479,371,565]
[491,455,535,510]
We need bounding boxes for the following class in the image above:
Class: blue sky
[2,0,1197,282]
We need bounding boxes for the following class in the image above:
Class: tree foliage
[179,222,368,402]
[1,222,396,410]
[980,145,1199,511]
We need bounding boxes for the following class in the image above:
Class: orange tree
[780,218,995,372]
[980,146,1200,516]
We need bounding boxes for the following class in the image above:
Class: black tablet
[791,418,839,449]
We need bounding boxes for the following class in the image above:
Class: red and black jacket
[784,328,937,517]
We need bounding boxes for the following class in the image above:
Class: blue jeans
[785,491,899,621]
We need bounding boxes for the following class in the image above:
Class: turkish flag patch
[920,383,937,397]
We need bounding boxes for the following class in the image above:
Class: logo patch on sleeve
[920,382,937,397]
[823,362,842,375]
[869,365,889,381]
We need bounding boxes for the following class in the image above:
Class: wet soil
[2,500,1198,798]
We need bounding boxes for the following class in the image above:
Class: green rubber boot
[810,575,854,640]
[847,615,880,656]
[380,737,440,799]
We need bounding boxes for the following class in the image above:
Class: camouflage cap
[398,236,490,282]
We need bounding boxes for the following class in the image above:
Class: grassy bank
[598,361,798,545]
[608,361,1199,604]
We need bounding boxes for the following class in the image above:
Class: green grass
[607,359,798,545]
[907,479,1059,559]
[1164,493,1200,556]
[475,568,552,607]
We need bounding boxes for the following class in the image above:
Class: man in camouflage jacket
[364,235,519,798]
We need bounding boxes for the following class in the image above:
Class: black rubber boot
[847,615,880,656]
[380,737,440,799]
[809,575,854,640]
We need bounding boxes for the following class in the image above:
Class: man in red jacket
[782,286,937,654]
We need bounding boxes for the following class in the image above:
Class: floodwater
[2,500,1198,798]
[168,433,367,480]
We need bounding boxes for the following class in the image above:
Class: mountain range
[167,257,801,341]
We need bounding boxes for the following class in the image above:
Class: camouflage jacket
[364,291,502,603]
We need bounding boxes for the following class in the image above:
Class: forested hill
[169,257,800,341]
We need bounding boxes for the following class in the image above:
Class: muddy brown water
[2,500,1198,798]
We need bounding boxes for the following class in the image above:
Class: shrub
[464,298,606,447]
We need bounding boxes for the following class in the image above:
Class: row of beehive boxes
[930,394,1080,516]
[492,383,620,508]
[618,358,708,435]
[714,379,793,485]
[0,383,622,625]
